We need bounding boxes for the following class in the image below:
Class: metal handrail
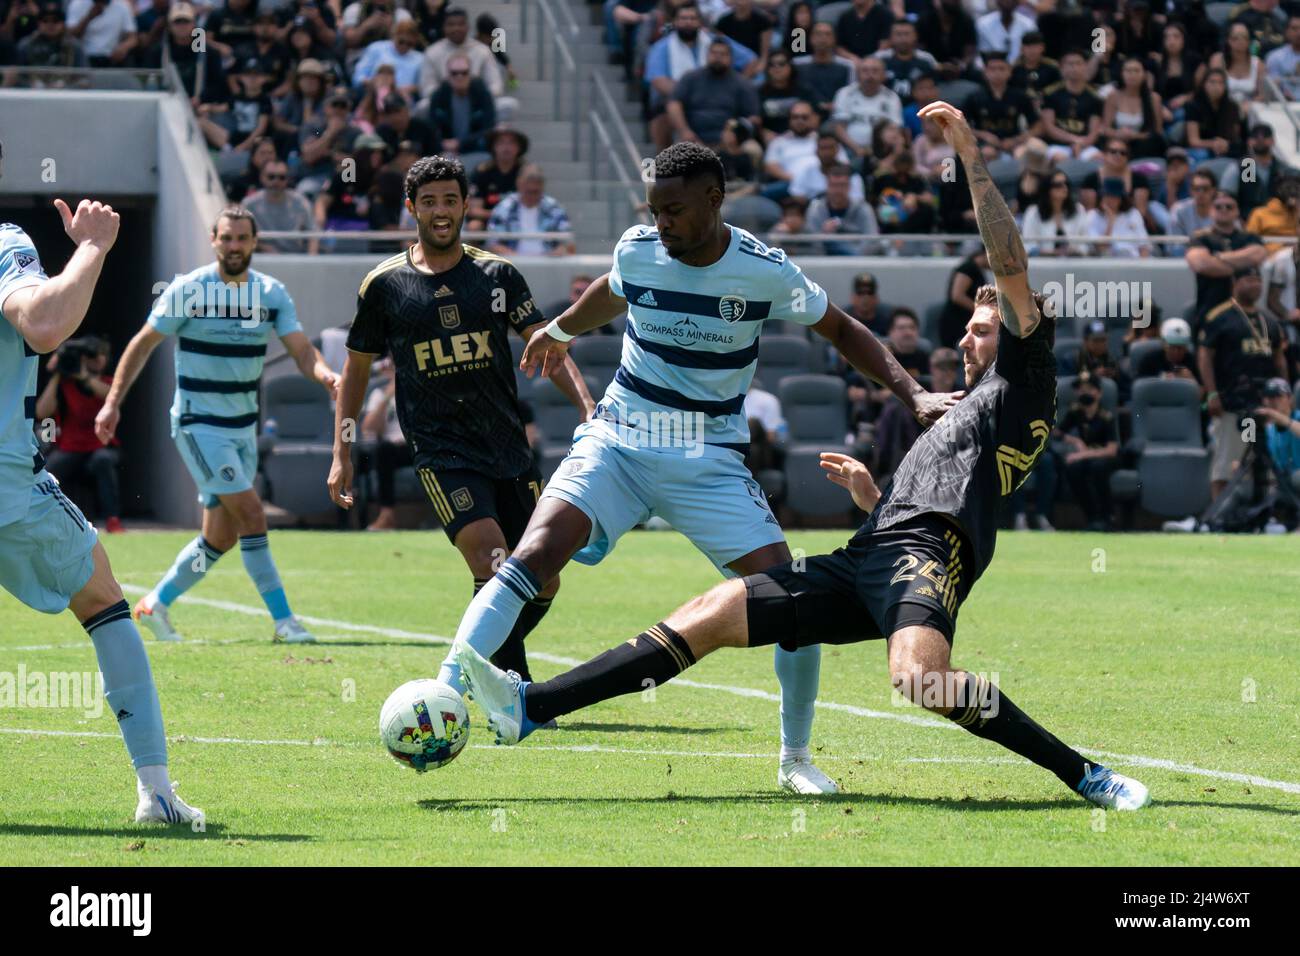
[588,110,652,236]
[590,69,647,184]
[1258,72,1300,154]
[532,0,582,160]
[0,66,170,88]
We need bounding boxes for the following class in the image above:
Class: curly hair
[404,155,468,203]
[653,142,726,193]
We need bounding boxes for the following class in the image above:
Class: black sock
[490,596,553,682]
[946,672,1091,790]
[524,622,696,725]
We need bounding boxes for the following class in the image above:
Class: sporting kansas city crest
[719,295,747,323]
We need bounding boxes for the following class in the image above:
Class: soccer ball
[379,679,470,772]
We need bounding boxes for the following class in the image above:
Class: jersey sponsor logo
[719,294,747,323]
[509,297,538,326]
[636,289,658,307]
[451,487,474,512]
[434,284,454,298]
[413,331,494,371]
[996,419,1051,495]
[439,304,461,329]
[14,251,38,272]
[639,317,737,348]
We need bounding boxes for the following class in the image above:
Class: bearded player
[436,141,962,794]
[96,207,339,645]
[328,156,594,685]
[455,104,1152,811]
[0,148,201,823]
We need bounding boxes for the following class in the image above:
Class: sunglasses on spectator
[1213,201,1237,210]
[264,173,288,181]
[1105,147,1128,156]
[449,69,469,76]
[855,285,876,294]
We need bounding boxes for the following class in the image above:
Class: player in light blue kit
[0,152,201,823]
[438,144,961,793]
[95,206,338,644]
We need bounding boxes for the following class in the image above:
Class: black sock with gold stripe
[523,622,696,725]
[946,671,1091,789]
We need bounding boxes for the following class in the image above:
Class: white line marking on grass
[6,587,1296,796]
[4,727,1299,793]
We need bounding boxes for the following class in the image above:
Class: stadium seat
[986,157,1022,202]
[458,152,490,176]
[1113,378,1211,517]
[1126,338,1165,379]
[1205,1,1236,27]
[1053,337,1081,373]
[528,376,597,478]
[814,1,852,24]
[1058,158,1101,187]
[721,195,782,233]
[936,79,982,110]
[261,376,336,517]
[569,335,624,397]
[779,375,854,519]
[1055,374,1118,425]
[1195,156,1235,185]
[757,335,817,387]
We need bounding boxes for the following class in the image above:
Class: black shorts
[745,513,975,651]
[416,465,545,548]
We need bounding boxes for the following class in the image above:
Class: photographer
[1255,377,1300,489]
[1197,265,1289,499]
[34,335,123,533]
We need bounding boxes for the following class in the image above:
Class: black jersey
[346,244,543,478]
[865,313,1057,581]
[1041,83,1103,138]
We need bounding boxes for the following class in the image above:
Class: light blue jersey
[0,224,50,527]
[148,264,302,437]
[602,223,828,452]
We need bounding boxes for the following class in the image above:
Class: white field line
[3,586,1297,796]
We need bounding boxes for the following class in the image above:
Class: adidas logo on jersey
[434,284,453,298]
[636,290,658,307]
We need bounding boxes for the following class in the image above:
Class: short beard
[419,216,461,250]
[221,252,252,277]
[964,363,990,388]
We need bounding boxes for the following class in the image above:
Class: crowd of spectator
[594,0,1300,262]
[0,0,577,251]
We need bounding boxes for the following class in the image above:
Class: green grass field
[1,529,1297,865]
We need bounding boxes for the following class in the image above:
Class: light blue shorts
[173,425,258,508]
[541,420,785,574]
[0,473,98,614]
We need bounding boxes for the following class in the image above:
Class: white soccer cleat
[273,617,316,644]
[134,780,205,826]
[455,642,538,745]
[1076,764,1151,811]
[778,757,840,795]
[134,597,182,642]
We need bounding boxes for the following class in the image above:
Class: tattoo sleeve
[964,150,1035,337]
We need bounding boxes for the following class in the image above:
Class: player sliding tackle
[456,103,1152,811]
[435,142,961,794]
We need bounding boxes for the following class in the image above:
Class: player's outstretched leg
[135,533,225,642]
[72,544,204,825]
[458,578,746,744]
[890,626,1151,810]
[438,497,588,691]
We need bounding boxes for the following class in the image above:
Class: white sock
[780,746,810,764]
[137,763,171,796]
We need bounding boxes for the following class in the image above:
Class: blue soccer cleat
[1077,764,1151,811]
[455,643,540,745]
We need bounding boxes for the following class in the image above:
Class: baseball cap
[1160,317,1192,347]
[1234,264,1261,279]
[1249,123,1274,138]
[1262,377,1291,398]
[1084,319,1107,338]
[36,1,62,18]
[296,58,327,77]
[354,133,388,152]
[168,2,196,21]
[853,271,877,292]
[1166,146,1189,164]
[381,92,409,113]
[1101,177,1127,198]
